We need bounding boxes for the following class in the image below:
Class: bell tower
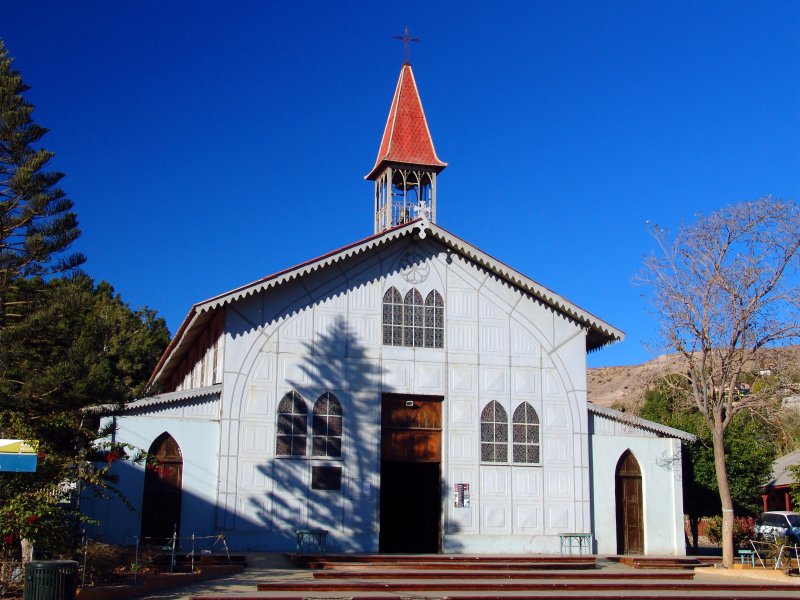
[366,59,446,234]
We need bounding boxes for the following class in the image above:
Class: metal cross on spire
[393,26,420,65]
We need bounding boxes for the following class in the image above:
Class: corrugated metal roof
[94,384,222,415]
[766,451,800,488]
[588,402,697,443]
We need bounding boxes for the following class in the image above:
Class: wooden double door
[379,394,442,553]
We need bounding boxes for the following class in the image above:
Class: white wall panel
[236,495,272,532]
[449,431,476,463]
[512,369,539,398]
[544,436,571,465]
[416,363,444,394]
[382,360,412,392]
[245,386,273,417]
[450,365,477,393]
[545,470,572,499]
[449,321,477,352]
[449,290,478,319]
[546,504,572,531]
[481,367,508,396]
[238,460,271,491]
[514,503,542,533]
[449,400,474,426]
[513,468,542,498]
[239,424,269,455]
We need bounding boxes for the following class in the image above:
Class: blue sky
[2,1,798,367]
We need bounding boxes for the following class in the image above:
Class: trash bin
[23,560,78,600]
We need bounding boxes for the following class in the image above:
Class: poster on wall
[453,483,470,508]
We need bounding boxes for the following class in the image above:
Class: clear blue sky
[2,1,798,367]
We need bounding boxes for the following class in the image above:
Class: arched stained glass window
[480,401,508,462]
[424,290,444,348]
[276,391,307,456]
[512,402,540,464]
[312,392,343,458]
[382,287,403,346]
[403,289,424,347]
[383,287,445,348]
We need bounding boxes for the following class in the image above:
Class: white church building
[85,61,694,556]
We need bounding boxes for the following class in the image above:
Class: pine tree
[0,39,85,327]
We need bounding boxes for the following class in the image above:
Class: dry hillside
[587,346,800,411]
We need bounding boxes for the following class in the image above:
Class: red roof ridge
[366,63,446,180]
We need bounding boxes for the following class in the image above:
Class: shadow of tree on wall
[251,314,385,552]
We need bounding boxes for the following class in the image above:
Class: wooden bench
[296,529,328,554]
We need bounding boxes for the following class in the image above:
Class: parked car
[755,511,800,543]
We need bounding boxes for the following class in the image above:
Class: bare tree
[640,197,800,567]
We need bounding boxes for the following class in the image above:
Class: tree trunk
[689,515,700,551]
[711,424,735,568]
[20,538,33,563]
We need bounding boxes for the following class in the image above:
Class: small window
[512,402,540,464]
[312,392,343,458]
[276,391,308,456]
[480,401,508,462]
[311,466,342,490]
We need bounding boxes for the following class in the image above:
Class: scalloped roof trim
[588,402,697,443]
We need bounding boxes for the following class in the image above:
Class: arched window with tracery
[480,401,508,462]
[404,289,424,347]
[383,286,445,348]
[424,290,444,348]
[276,391,307,456]
[312,392,342,457]
[382,287,403,346]
[512,402,540,464]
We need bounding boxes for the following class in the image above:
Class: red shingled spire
[365,63,446,180]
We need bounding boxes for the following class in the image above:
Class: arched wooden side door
[141,433,183,544]
[615,450,643,555]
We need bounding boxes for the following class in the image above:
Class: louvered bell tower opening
[374,167,436,232]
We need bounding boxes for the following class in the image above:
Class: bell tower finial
[366,56,447,234]
[393,26,420,65]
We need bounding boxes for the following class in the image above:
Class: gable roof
[765,451,800,488]
[365,63,446,180]
[149,219,624,388]
[588,403,697,443]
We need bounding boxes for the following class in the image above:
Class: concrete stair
[189,553,800,599]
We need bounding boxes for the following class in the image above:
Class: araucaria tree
[0,39,85,326]
[640,197,800,568]
[0,40,170,565]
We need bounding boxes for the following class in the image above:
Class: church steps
[192,591,800,599]
[289,553,595,570]
[311,569,695,580]
[250,580,800,593]
[290,553,594,564]
[298,560,597,571]
[616,556,706,569]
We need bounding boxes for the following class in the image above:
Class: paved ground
[136,554,309,599]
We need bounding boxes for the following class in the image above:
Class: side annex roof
[149,219,625,388]
[588,402,697,443]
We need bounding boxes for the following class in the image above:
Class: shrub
[706,515,755,548]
